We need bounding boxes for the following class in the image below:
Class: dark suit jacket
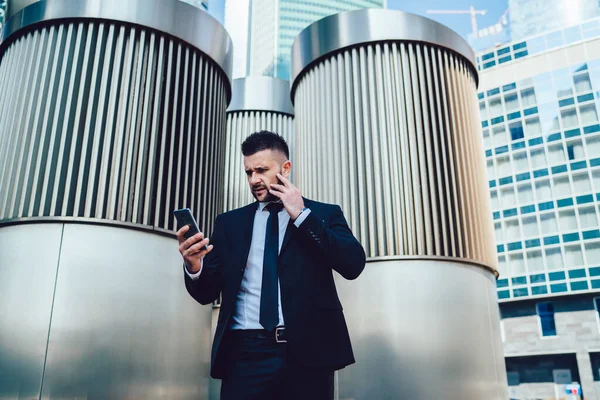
[184,198,366,379]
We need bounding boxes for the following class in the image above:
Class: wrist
[185,261,201,274]
[292,206,308,221]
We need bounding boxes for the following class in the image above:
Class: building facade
[478,16,600,400]
[509,0,600,42]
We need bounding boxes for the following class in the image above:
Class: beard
[251,184,278,202]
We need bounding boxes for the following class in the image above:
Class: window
[494,222,504,242]
[527,250,544,272]
[547,144,565,165]
[561,108,578,129]
[554,68,573,97]
[565,244,584,267]
[501,187,516,209]
[541,213,558,232]
[493,125,508,146]
[537,302,557,337]
[539,102,560,133]
[505,219,520,239]
[513,151,528,172]
[574,73,592,93]
[510,121,525,141]
[545,247,563,270]
[586,242,600,264]
[566,140,584,160]
[498,255,508,277]
[505,93,519,112]
[479,101,488,121]
[586,136,600,156]
[518,183,534,204]
[580,104,598,125]
[536,180,552,201]
[554,177,571,196]
[579,207,598,229]
[489,97,503,117]
[559,210,578,231]
[483,129,492,148]
[521,87,537,107]
[510,253,526,275]
[490,191,499,209]
[487,159,495,180]
[530,149,547,168]
[572,173,591,194]
[497,155,511,177]
[565,27,583,44]
[525,117,542,137]
[522,216,539,237]
[535,73,555,102]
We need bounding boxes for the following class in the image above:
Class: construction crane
[426,6,487,38]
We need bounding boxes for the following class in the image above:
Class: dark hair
[241,130,289,159]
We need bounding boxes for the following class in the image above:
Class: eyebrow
[245,166,268,173]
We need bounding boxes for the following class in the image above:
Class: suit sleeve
[295,205,366,280]
[184,214,224,305]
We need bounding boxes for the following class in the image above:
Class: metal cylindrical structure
[0,1,231,398]
[224,76,294,211]
[291,9,508,399]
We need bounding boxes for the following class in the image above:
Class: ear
[281,160,292,178]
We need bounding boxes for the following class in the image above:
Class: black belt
[228,327,287,343]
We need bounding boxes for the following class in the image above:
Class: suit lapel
[280,198,310,256]
[280,220,295,256]
[239,202,259,266]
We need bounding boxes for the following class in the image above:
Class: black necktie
[260,202,283,331]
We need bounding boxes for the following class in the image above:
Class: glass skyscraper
[478,16,600,398]
[478,19,600,300]
[274,0,384,79]
[509,0,600,42]
[238,0,384,80]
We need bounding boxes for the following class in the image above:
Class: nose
[249,172,261,185]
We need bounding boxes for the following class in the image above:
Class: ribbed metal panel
[293,42,496,267]
[224,111,294,211]
[0,21,228,233]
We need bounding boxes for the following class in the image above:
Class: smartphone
[173,208,207,250]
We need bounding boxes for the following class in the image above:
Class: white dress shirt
[186,202,311,330]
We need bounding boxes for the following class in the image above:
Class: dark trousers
[220,330,334,400]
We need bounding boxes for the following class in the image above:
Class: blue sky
[386,0,509,39]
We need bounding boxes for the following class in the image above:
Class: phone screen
[173,208,205,248]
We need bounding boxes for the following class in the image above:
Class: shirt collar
[258,201,283,212]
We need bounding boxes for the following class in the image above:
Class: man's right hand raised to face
[177,225,213,274]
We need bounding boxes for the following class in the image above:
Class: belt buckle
[275,327,287,343]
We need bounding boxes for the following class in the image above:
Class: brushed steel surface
[227,77,294,115]
[291,15,505,398]
[2,0,233,82]
[335,259,508,399]
[0,16,228,235]
[0,223,213,399]
[292,40,498,270]
[0,223,63,399]
[224,77,295,211]
[290,8,477,94]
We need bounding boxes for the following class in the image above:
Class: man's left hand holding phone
[174,208,213,275]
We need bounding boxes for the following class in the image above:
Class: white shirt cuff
[293,208,311,227]
[184,259,203,280]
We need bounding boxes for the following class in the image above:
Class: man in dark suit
[177,130,365,399]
